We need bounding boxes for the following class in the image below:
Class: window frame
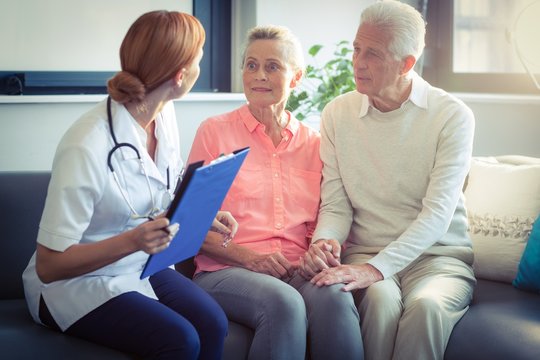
[193,0,231,93]
[0,0,231,95]
[422,0,539,94]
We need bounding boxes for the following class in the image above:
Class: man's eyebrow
[353,43,384,56]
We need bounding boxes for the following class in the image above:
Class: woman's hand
[209,210,238,247]
[298,239,341,279]
[247,252,296,280]
[132,217,178,255]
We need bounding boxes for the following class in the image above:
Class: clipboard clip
[210,153,235,165]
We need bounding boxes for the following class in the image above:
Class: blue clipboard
[140,147,250,279]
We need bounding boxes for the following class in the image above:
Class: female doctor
[22,11,235,360]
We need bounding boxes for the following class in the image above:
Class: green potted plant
[287,40,356,122]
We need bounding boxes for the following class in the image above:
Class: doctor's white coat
[22,98,183,331]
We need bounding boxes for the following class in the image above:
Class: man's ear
[401,55,416,75]
[290,69,303,89]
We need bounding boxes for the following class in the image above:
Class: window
[423,0,540,94]
[0,0,231,95]
[193,0,231,92]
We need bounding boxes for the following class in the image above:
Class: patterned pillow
[464,157,540,283]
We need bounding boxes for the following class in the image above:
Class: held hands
[299,239,341,280]
[209,211,238,248]
[311,263,383,291]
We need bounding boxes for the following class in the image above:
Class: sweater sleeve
[312,100,354,244]
[368,99,475,278]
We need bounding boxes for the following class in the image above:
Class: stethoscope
[106,96,173,220]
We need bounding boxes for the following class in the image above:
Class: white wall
[0,0,191,71]
[1,93,538,172]
[0,94,246,171]
[457,94,540,157]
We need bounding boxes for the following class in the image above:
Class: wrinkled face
[242,39,298,107]
[352,23,405,98]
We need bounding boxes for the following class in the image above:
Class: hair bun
[107,71,146,104]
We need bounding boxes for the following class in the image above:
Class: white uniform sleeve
[38,128,106,252]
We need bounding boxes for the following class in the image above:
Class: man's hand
[298,239,341,279]
[311,263,383,291]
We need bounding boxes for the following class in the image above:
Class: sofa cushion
[0,172,50,299]
[464,157,540,283]
[513,214,540,293]
[445,279,540,360]
[223,322,254,360]
[0,299,133,359]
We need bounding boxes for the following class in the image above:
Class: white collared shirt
[22,98,182,331]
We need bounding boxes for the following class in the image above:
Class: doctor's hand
[209,211,238,248]
[298,239,341,280]
[131,217,179,255]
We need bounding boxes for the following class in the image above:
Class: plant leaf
[289,40,354,121]
[308,44,323,57]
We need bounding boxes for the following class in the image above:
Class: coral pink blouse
[187,105,322,273]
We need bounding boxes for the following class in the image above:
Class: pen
[147,215,171,235]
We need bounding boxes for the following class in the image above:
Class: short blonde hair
[242,25,305,72]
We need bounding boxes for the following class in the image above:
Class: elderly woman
[187,25,363,360]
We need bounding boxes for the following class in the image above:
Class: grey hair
[360,0,426,61]
[241,25,305,72]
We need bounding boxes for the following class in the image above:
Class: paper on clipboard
[140,147,250,279]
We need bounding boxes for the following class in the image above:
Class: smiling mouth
[252,87,271,92]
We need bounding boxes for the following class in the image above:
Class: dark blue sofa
[1,171,539,359]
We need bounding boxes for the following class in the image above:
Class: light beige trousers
[346,254,476,360]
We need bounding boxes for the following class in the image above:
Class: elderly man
[300,1,476,360]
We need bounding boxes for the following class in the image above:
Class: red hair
[108,11,205,103]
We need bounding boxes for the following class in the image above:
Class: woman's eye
[246,62,257,71]
[266,63,279,72]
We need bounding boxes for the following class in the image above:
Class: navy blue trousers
[40,268,228,360]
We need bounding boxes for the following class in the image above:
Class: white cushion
[465,157,540,283]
